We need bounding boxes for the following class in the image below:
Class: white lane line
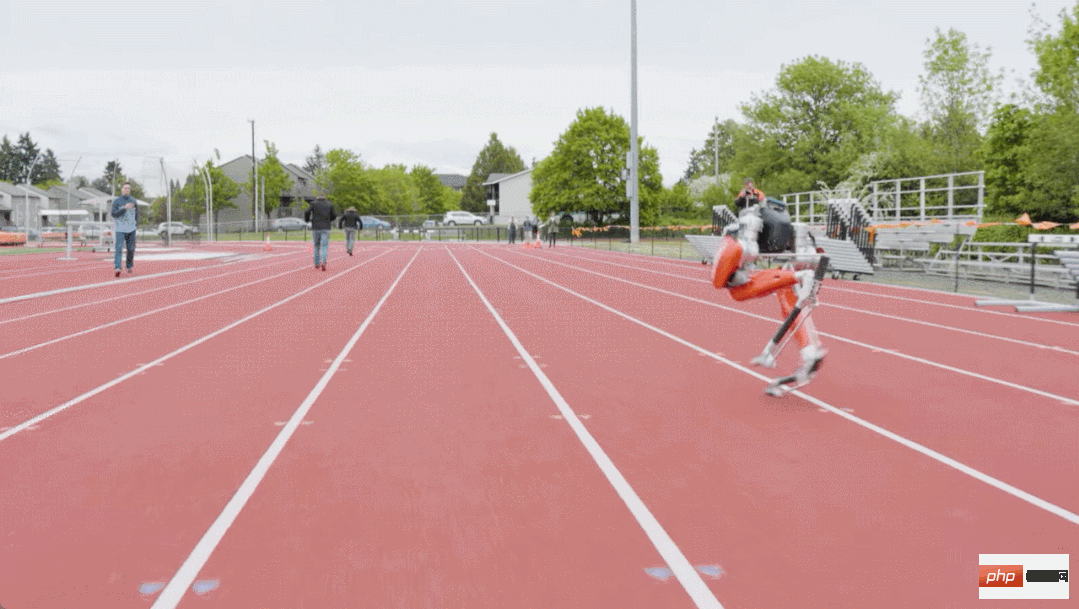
[0,251,307,326]
[0,248,396,444]
[505,248,1079,407]
[149,247,421,609]
[541,248,1079,356]
[0,260,104,279]
[0,253,355,360]
[560,245,1079,328]
[447,247,723,609]
[471,246,1079,526]
[826,284,1079,328]
[0,250,298,306]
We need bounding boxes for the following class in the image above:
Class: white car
[158,222,199,238]
[442,210,487,226]
[271,217,310,232]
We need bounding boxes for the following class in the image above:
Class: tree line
[7,3,1076,226]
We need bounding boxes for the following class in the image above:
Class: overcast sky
[0,0,1074,195]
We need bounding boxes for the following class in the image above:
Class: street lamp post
[59,157,82,261]
[629,0,639,245]
[21,152,42,240]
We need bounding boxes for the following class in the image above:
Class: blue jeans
[114,230,136,270]
[344,228,356,253]
[312,229,330,266]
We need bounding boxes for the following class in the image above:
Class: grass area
[0,245,94,256]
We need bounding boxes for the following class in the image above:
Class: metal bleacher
[690,202,874,279]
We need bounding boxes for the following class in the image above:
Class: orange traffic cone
[263,235,273,251]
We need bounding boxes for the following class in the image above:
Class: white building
[483,169,534,225]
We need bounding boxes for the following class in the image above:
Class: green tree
[733,55,899,195]
[982,104,1034,217]
[91,160,145,199]
[370,165,420,216]
[179,161,241,224]
[1022,110,1079,221]
[254,141,292,217]
[317,149,379,213]
[917,28,1002,172]
[303,144,326,176]
[683,119,741,182]
[0,136,18,183]
[530,107,662,226]
[410,165,451,215]
[461,133,526,213]
[1028,1,1079,111]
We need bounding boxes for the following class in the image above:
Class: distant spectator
[111,182,138,277]
[508,216,517,244]
[522,217,532,243]
[304,196,337,271]
[544,212,559,247]
[338,207,363,256]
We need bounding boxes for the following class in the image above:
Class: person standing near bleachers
[111,182,138,277]
[508,216,517,244]
[521,217,531,244]
[305,195,337,271]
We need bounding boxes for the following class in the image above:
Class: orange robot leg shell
[729,269,798,302]
[712,236,744,289]
[777,286,819,349]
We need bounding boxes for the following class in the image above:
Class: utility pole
[161,158,172,247]
[714,116,719,190]
[249,119,258,231]
[629,0,640,244]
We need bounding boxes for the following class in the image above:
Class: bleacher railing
[866,171,984,223]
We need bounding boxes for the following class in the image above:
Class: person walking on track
[111,182,138,277]
[338,207,363,256]
[305,195,337,271]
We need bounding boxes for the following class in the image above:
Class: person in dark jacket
[338,207,363,256]
[522,218,532,244]
[508,216,517,244]
[111,182,138,277]
[304,196,337,270]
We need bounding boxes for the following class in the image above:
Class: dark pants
[509,227,516,244]
[548,229,557,247]
[114,230,136,270]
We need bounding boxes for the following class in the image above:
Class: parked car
[158,221,199,239]
[75,223,113,239]
[272,217,309,232]
[361,216,392,230]
[421,219,437,229]
[442,210,487,226]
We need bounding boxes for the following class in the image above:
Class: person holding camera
[735,178,767,209]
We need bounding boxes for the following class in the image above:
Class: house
[0,181,49,228]
[436,174,467,192]
[483,169,534,225]
[214,155,320,228]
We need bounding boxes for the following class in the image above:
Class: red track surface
[0,242,1075,608]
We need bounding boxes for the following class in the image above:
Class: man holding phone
[111,182,138,277]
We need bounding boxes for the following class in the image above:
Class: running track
[0,241,1075,608]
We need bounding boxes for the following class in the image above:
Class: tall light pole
[200,164,214,243]
[249,119,258,232]
[161,158,172,247]
[59,157,81,261]
[629,0,640,244]
[21,152,42,236]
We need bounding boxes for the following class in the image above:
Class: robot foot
[763,346,826,397]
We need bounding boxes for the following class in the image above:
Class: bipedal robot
[711,193,830,397]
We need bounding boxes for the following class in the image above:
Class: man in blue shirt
[111,182,138,277]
